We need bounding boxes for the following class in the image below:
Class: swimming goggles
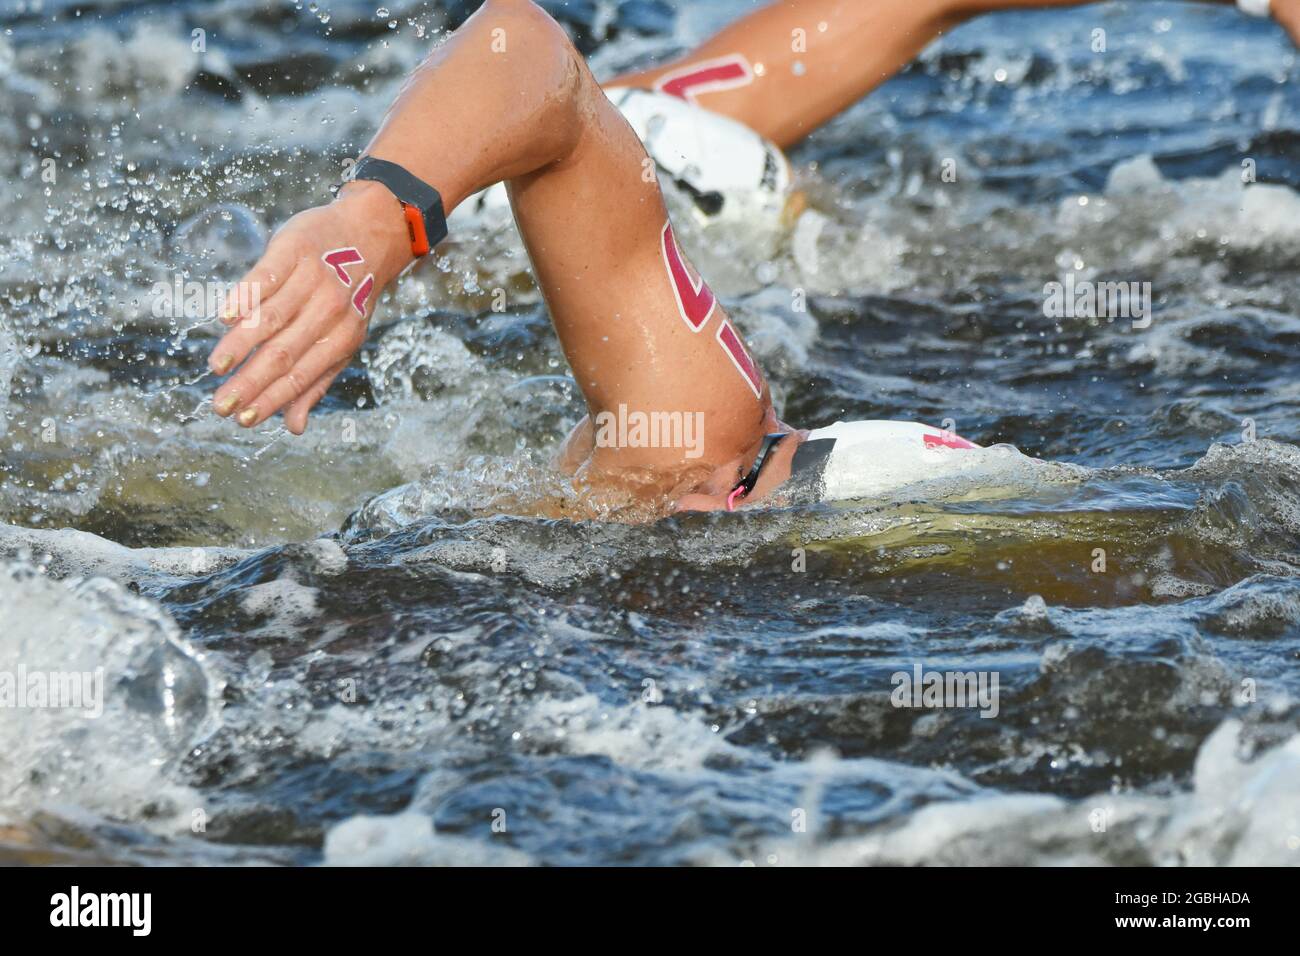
[726,432,787,511]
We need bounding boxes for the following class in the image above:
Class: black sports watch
[349,156,448,257]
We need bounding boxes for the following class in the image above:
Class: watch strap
[351,156,448,257]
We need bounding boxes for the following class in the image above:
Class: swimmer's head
[673,429,807,513]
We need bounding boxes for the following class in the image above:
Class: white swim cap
[1237,0,1272,17]
[604,87,792,234]
[790,420,983,501]
[450,87,793,239]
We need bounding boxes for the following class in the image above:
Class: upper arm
[507,80,770,477]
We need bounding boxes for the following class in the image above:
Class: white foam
[1102,158,1300,257]
[322,812,531,866]
[240,578,320,627]
[789,208,915,294]
[525,694,742,773]
[1104,154,1168,197]
[300,539,348,576]
[727,285,821,371]
[0,561,217,824]
[747,719,1300,866]
[0,523,248,586]
[67,21,201,105]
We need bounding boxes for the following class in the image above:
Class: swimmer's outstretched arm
[611,0,1300,149]
[209,0,777,497]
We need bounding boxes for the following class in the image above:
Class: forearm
[612,0,963,148]
[207,0,601,434]
[340,0,588,260]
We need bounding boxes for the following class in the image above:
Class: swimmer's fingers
[213,284,351,419]
[208,264,317,375]
[220,242,301,327]
[229,322,365,429]
[283,360,350,435]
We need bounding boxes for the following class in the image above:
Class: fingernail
[238,408,258,426]
[215,392,240,416]
[211,354,234,375]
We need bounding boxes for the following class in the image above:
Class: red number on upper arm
[654,54,755,104]
[661,223,716,331]
[716,320,763,398]
[660,220,763,400]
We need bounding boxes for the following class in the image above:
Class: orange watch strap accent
[402,203,430,257]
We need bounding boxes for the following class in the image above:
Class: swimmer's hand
[207,181,413,434]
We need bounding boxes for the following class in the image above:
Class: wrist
[335,179,416,278]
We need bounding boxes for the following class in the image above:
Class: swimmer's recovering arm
[610,0,1300,149]
[209,0,775,493]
